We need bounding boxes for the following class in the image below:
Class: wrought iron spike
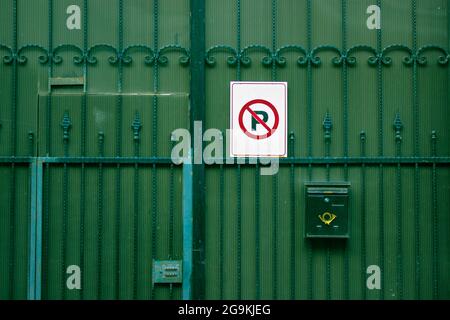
[289,131,295,141]
[132,112,142,142]
[431,130,438,157]
[394,112,403,142]
[98,132,105,156]
[323,112,332,141]
[360,131,366,142]
[61,112,72,142]
[431,130,437,141]
[98,131,105,144]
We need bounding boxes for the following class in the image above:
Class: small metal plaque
[152,260,182,285]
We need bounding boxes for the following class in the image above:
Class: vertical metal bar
[35,160,43,300]
[397,165,403,300]
[237,162,242,300]
[271,0,278,300]
[46,0,53,156]
[42,0,54,300]
[151,161,157,296]
[324,113,332,300]
[133,164,138,300]
[255,163,260,300]
[306,0,314,301]
[9,0,18,300]
[182,160,193,300]
[411,0,419,157]
[28,161,37,300]
[272,174,277,299]
[431,131,438,299]
[341,0,349,300]
[378,165,385,300]
[11,0,17,157]
[235,0,242,301]
[61,123,70,300]
[98,134,104,300]
[28,159,43,301]
[360,132,367,300]
[79,0,88,301]
[289,133,295,300]
[342,0,348,164]
[411,0,421,299]
[133,127,140,300]
[152,0,159,157]
[190,0,206,300]
[307,0,312,169]
[151,0,159,300]
[43,163,50,299]
[394,115,403,299]
[376,0,385,301]
[219,164,225,300]
[236,0,241,81]
[115,0,124,300]
[168,162,175,299]
[61,166,68,301]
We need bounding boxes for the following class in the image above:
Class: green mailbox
[305,182,350,239]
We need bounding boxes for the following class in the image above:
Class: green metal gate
[1,0,449,300]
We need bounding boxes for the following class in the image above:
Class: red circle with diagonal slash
[238,99,279,140]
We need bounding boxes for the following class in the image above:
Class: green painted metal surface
[0,0,449,300]
[203,0,449,300]
[0,0,190,300]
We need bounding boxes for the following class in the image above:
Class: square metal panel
[152,260,183,285]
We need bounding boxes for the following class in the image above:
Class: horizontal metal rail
[0,156,449,166]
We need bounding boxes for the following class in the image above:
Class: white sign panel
[230,82,287,157]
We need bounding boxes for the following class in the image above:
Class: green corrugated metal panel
[204,0,449,300]
[1,0,449,300]
[0,165,30,299]
[1,0,190,300]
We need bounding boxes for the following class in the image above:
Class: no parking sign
[230,82,287,157]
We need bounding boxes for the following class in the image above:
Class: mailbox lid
[305,181,351,192]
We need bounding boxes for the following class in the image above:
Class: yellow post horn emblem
[318,212,337,225]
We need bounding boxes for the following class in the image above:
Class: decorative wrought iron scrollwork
[87,44,120,64]
[205,45,239,67]
[276,45,308,67]
[0,44,49,65]
[52,44,84,65]
[0,44,13,64]
[240,45,274,67]
[417,45,449,66]
[205,43,449,68]
[158,44,190,66]
[1,42,448,68]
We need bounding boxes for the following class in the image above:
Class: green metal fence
[0,0,449,300]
